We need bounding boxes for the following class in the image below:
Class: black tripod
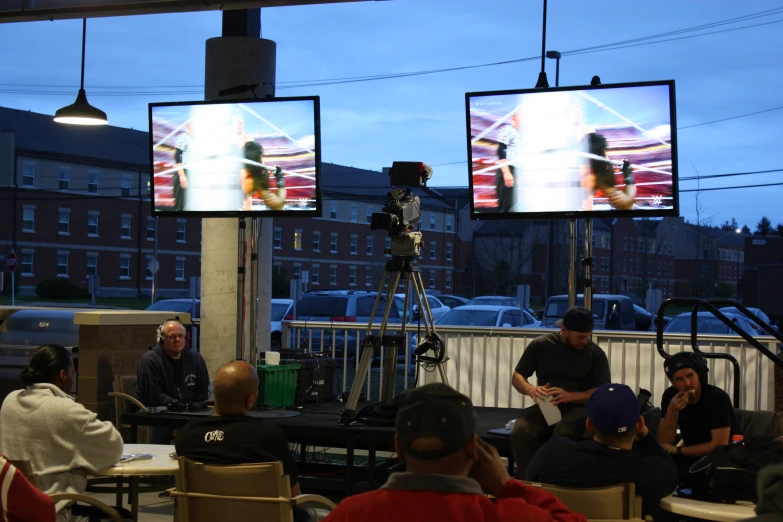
[340,253,448,426]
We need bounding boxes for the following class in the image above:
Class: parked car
[466,296,519,308]
[633,304,653,331]
[146,298,200,320]
[663,312,756,336]
[294,290,402,357]
[437,295,469,309]
[719,306,779,334]
[270,298,294,351]
[394,293,451,323]
[541,294,636,331]
[0,309,79,348]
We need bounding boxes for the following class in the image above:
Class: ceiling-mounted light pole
[54,18,108,126]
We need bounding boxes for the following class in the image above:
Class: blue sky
[1,0,781,229]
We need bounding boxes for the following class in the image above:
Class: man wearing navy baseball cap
[510,306,611,477]
[526,383,677,518]
[324,383,587,522]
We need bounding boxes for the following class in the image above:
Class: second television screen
[466,81,677,218]
[150,96,319,216]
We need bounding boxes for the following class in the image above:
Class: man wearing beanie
[657,352,740,484]
[510,306,611,477]
[526,383,678,518]
[324,383,587,522]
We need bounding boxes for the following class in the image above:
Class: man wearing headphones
[135,318,210,444]
[657,352,741,483]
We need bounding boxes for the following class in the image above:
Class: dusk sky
[1,0,781,229]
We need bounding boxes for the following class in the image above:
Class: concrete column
[201,35,276,376]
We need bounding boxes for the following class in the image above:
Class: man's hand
[547,387,573,406]
[527,383,551,402]
[178,172,188,189]
[660,442,673,453]
[634,417,649,441]
[668,391,689,414]
[503,172,514,187]
[469,438,511,497]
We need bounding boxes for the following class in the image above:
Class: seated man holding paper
[510,307,610,477]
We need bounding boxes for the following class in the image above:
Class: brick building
[742,235,783,320]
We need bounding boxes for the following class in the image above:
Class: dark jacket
[747,463,783,522]
[135,343,209,406]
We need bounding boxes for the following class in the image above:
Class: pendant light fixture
[54,18,108,126]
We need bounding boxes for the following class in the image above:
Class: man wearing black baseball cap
[657,352,740,484]
[526,383,677,518]
[510,306,610,477]
[324,383,587,522]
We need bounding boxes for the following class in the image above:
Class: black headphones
[664,351,709,379]
[157,317,185,343]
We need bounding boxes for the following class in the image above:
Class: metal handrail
[655,297,783,408]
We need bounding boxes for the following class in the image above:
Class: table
[660,494,757,522]
[92,444,178,522]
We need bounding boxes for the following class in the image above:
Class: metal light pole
[545,51,561,87]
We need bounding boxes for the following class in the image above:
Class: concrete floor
[91,491,174,521]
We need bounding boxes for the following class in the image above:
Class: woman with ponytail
[0,345,123,522]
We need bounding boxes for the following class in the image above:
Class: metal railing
[282,321,779,412]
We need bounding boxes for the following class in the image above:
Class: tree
[741,225,751,234]
[777,223,783,236]
[755,216,772,236]
[720,218,738,231]
[272,266,289,298]
[473,222,541,297]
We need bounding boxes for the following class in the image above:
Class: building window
[86,254,98,276]
[145,256,154,280]
[88,171,99,194]
[430,213,436,230]
[349,266,357,286]
[58,209,70,235]
[430,242,436,260]
[120,215,132,239]
[293,265,301,280]
[366,206,373,223]
[58,167,70,190]
[428,270,435,288]
[311,265,320,285]
[22,206,35,232]
[312,231,320,252]
[331,233,338,253]
[446,243,452,261]
[119,256,131,279]
[330,202,337,219]
[329,266,337,286]
[57,253,69,277]
[622,258,627,272]
[147,218,156,241]
[366,236,373,255]
[175,259,185,281]
[21,253,34,276]
[121,176,132,197]
[22,163,35,187]
[446,271,452,289]
[365,273,372,287]
[350,205,357,223]
[273,228,282,249]
[88,211,99,237]
[446,215,453,232]
[176,220,186,242]
[350,235,357,255]
[294,230,302,251]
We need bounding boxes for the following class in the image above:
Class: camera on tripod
[370,162,433,258]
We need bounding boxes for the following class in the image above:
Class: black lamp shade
[54,88,108,126]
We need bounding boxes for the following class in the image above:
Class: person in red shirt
[0,455,56,522]
[324,383,587,522]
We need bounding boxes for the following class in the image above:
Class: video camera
[370,162,433,257]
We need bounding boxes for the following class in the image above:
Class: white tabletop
[660,495,757,522]
[96,444,178,477]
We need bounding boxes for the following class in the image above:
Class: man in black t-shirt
[510,307,611,477]
[657,352,740,485]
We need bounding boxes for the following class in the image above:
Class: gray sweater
[0,383,123,521]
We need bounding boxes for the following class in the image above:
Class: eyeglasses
[165,334,185,340]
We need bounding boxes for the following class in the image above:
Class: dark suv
[293,290,402,357]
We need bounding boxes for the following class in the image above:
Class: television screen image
[149,96,320,217]
[465,81,678,219]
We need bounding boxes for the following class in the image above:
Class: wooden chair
[10,460,123,522]
[524,481,643,521]
[171,458,336,522]
[108,375,148,441]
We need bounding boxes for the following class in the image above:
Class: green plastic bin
[257,364,300,408]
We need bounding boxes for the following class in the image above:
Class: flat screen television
[149,96,320,217]
[465,80,678,219]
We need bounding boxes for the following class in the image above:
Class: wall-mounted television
[465,80,678,219]
[149,96,321,217]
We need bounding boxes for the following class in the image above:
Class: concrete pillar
[201,34,276,377]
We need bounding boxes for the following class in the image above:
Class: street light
[545,50,561,87]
